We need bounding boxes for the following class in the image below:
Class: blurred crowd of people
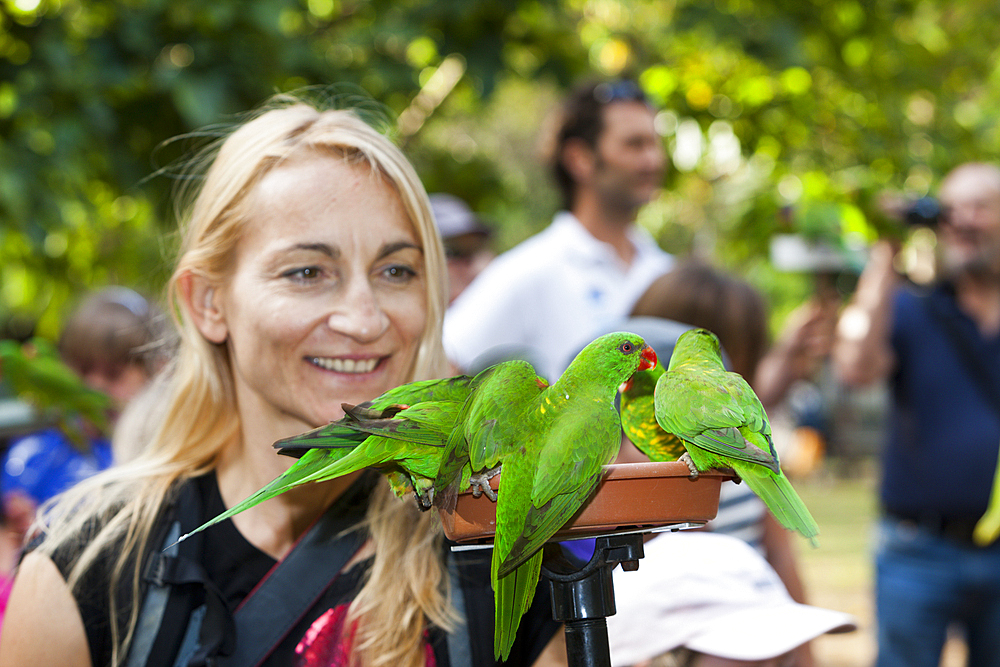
[2,74,998,667]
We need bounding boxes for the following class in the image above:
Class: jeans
[875,516,1000,667]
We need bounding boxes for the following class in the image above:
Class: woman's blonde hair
[32,93,454,667]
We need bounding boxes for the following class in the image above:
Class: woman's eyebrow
[286,242,340,259]
[378,241,423,259]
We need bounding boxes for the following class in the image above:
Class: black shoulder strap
[924,293,1000,417]
[130,473,374,667]
[126,513,179,667]
[218,503,368,667]
[128,481,227,667]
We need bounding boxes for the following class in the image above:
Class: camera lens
[905,196,941,226]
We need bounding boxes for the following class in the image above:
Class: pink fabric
[294,604,437,667]
[0,573,14,627]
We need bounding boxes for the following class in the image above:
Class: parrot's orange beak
[639,344,657,371]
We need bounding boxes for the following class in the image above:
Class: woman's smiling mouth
[308,356,383,374]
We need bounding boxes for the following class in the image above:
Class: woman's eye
[283,266,323,282]
[381,264,417,282]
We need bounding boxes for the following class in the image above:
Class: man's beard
[940,245,1000,282]
[592,157,661,217]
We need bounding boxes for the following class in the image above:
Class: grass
[794,465,879,666]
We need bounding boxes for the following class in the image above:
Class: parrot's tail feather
[742,469,820,547]
[497,484,600,578]
[171,476,301,546]
[492,548,543,660]
[435,485,459,514]
[172,448,372,546]
[276,439,361,458]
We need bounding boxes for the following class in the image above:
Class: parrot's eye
[619,342,634,354]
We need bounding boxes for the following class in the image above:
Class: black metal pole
[541,534,645,667]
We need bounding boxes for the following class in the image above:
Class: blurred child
[1,287,167,522]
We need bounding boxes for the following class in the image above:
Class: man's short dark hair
[545,79,652,211]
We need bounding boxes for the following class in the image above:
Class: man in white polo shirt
[444,79,673,380]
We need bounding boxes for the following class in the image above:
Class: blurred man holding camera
[834,162,1000,667]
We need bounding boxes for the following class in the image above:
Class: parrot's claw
[470,478,498,502]
[414,487,435,511]
[469,466,501,502]
[679,452,700,479]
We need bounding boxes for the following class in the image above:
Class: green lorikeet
[653,328,819,546]
[0,337,111,448]
[620,363,687,462]
[175,375,480,543]
[434,332,657,660]
[432,361,547,512]
[275,373,487,506]
[173,332,656,660]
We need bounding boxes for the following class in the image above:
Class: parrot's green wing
[273,374,480,500]
[309,402,459,478]
[655,329,818,546]
[464,362,546,472]
[275,374,478,458]
[654,369,778,472]
[273,420,371,459]
[175,377,480,544]
[433,361,545,509]
[495,401,618,576]
[277,403,454,452]
[349,374,478,414]
[489,332,656,661]
[278,400,463,504]
[177,403,460,544]
[620,365,687,461]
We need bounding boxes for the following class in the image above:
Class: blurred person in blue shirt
[2,287,167,516]
[834,163,1000,667]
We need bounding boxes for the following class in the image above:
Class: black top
[44,472,560,666]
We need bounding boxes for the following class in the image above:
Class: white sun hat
[607,531,857,666]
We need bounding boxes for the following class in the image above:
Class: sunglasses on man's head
[593,80,647,104]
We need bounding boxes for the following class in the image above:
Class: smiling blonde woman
[0,94,563,667]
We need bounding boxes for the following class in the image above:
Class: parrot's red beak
[638,345,657,371]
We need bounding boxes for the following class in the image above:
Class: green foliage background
[3,0,1000,338]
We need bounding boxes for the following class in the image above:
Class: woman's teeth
[310,357,378,373]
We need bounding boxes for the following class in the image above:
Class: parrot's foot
[414,487,434,511]
[679,453,700,479]
[469,466,501,502]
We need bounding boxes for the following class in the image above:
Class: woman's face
[214,154,427,432]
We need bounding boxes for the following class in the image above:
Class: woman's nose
[326,281,390,342]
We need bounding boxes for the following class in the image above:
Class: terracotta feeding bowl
[439,461,733,544]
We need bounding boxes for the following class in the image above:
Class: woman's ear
[177,272,228,343]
